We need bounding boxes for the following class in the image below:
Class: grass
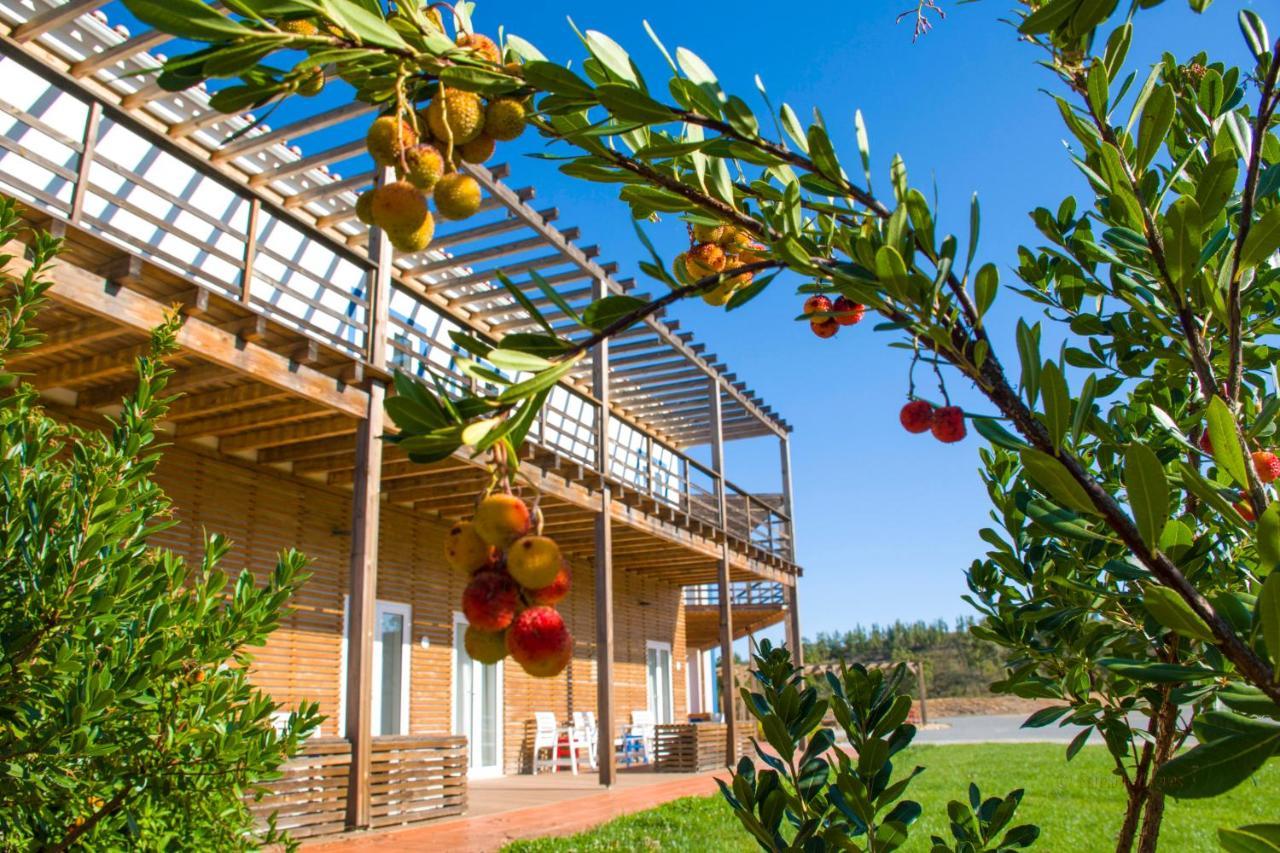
[501,743,1278,852]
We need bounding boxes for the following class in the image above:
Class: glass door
[371,601,411,736]
[646,641,674,724]
[453,614,504,777]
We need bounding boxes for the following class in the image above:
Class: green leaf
[1020,497,1112,542]
[1156,726,1280,798]
[1019,0,1077,35]
[1220,823,1280,853]
[1161,195,1202,296]
[449,330,493,359]
[1242,207,1280,270]
[974,263,998,320]
[1097,658,1222,682]
[121,0,247,41]
[855,109,873,189]
[1260,572,1280,664]
[318,0,406,50]
[874,246,909,301]
[594,83,673,123]
[1039,361,1070,453]
[807,124,842,181]
[522,61,595,99]
[1239,11,1272,63]
[1136,85,1175,171]
[1124,443,1169,551]
[495,271,555,335]
[1208,396,1249,486]
[973,418,1028,451]
[486,349,553,373]
[1259,503,1280,576]
[492,358,576,404]
[582,295,647,332]
[585,30,639,85]
[1143,585,1216,643]
[1196,151,1239,221]
[1019,448,1099,516]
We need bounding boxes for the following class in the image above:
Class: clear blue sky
[106,0,1259,641]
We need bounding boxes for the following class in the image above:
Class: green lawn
[502,743,1277,852]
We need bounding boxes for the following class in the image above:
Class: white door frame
[339,596,413,737]
[646,640,675,724]
[452,611,505,778]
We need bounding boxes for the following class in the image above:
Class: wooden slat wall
[652,723,755,773]
[248,737,350,839]
[247,735,466,839]
[146,440,689,774]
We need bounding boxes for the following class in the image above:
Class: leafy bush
[720,641,1038,852]
[0,199,321,850]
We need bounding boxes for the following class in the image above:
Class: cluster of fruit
[1198,432,1280,521]
[675,223,769,306]
[899,399,967,443]
[445,493,573,678]
[352,33,527,254]
[802,294,865,338]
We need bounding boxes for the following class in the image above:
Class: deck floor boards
[304,768,726,852]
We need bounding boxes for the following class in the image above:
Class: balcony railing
[684,582,786,608]
[0,42,796,566]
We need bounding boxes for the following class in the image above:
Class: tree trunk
[1137,691,1179,853]
[1115,761,1149,853]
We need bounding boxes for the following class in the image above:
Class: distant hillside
[803,617,1006,698]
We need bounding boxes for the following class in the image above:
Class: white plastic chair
[618,709,654,765]
[570,711,597,771]
[583,711,599,769]
[531,712,559,774]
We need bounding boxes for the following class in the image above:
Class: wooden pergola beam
[212,102,375,161]
[11,0,111,43]
[10,317,130,363]
[220,414,357,453]
[0,242,370,418]
[177,400,330,438]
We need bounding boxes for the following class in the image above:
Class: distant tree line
[803,617,1007,697]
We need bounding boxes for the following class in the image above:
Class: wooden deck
[304,768,726,852]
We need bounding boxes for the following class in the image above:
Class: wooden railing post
[240,198,260,306]
[709,377,736,766]
[592,275,617,788]
[69,100,101,225]
[646,434,655,497]
[344,167,393,829]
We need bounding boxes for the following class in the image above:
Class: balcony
[0,0,801,586]
[683,582,791,650]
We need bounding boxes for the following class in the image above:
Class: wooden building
[0,0,803,837]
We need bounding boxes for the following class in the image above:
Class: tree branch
[1227,39,1280,404]
[560,260,784,362]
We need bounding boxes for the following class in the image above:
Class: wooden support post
[344,168,393,829]
[779,434,802,668]
[70,101,100,226]
[343,379,384,829]
[592,275,617,788]
[916,661,929,726]
[785,582,804,670]
[709,378,736,767]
